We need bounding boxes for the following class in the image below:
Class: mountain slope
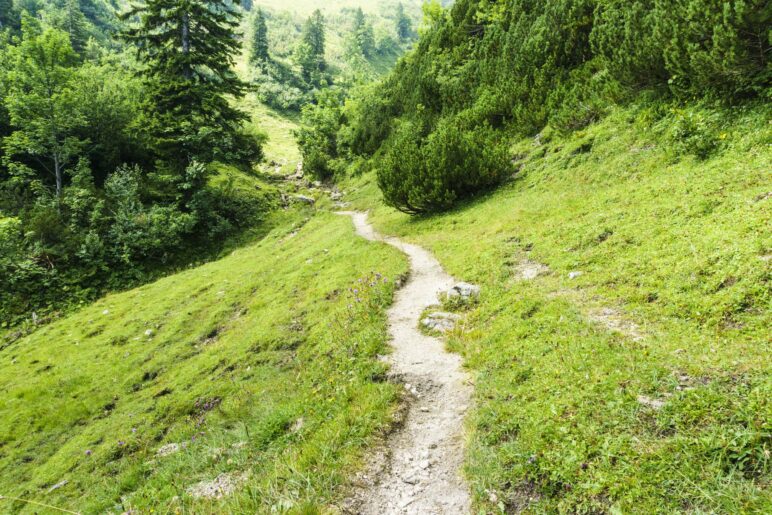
[0,209,408,513]
[342,102,772,512]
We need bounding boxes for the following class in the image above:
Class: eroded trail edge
[337,211,472,514]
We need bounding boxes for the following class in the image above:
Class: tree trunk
[182,12,192,79]
[54,153,62,207]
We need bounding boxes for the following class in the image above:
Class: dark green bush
[378,116,510,214]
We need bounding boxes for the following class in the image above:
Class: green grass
[0,209,408,513]
[342,101,771,512]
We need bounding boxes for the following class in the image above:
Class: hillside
[1,0,770,513]
[341,103,771,511]
[0,207,408,513]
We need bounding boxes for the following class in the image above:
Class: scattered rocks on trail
[156,443,181,457]
[447,282,481,301]
[186,472,245,500]
[514,260,550,280]
[421,312,461,332]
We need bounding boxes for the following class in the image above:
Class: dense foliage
[246,3,421,112]
[298,0,770,212]
[0,1,270,328]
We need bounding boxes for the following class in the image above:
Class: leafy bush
[296,89,346,180]
[377,116,510,214]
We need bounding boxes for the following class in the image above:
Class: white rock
[447,282,480,300]
[568,271,584,279]
[102,309,110,315]
[144,329,154,337]
[156,443,181,457]
[293,195,315,205]
[421,312,462,332]
[637,395,666,410]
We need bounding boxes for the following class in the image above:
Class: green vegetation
[2,0,769,512]
[341,101,771,511]
[299,0,770,212]
[244,1,423,112]
[0,0,269,328]
[0,209,408,513]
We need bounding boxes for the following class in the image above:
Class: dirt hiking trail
[337,211,472,514]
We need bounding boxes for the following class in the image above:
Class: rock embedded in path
[421,312,461,332]
[447,282,481,300]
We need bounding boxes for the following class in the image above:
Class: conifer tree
[122,0,257,171]
[63,0,89,54]
[350,8,374,58]
[0,0,17,31]
[296,9,325,82]
[249,7,269,64]
[395,2,411,41]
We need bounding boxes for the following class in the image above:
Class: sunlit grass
[343,101,772,512]
[0,211,408,513]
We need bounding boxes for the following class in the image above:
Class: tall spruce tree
[395,3,411,41]
[122,0,257,172]
[350,8,374,58]
[296,9,325,82]
[0,0,17,31]
[249,7,268,64]
[63,0,89,54]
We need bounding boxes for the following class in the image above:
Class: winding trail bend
[337,211,472,514]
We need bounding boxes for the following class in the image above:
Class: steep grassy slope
[0,210,408,513]
[343,103,771,512]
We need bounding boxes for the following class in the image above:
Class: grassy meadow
[0,210,408,513]
[342,102,772,512]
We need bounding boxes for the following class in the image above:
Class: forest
[0,0,420,329]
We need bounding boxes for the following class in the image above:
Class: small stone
[447,282,481,300]
[156,443,181,457]
[637,395,666,410]
[568,271,583,279]
[421,311,462,332]
[290,417,304,432]
[144,329,154,337]
[294,194,315,205]
[102,309,110,315]
[419,460,430,469]
[47,480,68,493]
[331,192,343,201]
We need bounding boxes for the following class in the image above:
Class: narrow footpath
[338,211,472,514]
